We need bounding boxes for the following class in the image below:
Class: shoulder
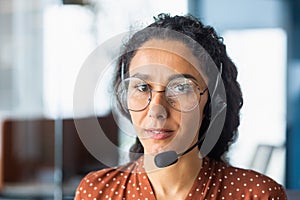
[79,161,135,182]
[74,159,145,199]
[74,163,131,198]
[205,157,287,199]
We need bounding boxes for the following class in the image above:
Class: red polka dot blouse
[75,157,287,199]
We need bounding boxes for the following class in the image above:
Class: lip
[144,128,174,140]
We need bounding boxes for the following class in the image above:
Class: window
[43,0,187,118]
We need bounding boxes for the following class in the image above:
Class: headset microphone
[154,134,206,168]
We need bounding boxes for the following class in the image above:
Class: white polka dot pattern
[74,157,287,199]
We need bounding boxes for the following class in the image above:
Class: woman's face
[128,39,208,156]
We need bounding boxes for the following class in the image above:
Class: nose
[148,92,168,119]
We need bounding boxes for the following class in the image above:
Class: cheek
[129,111,146,130]
[181,108,203,134]
[130,112,140,124]
[179,106,205,142]
[164,109,202,153]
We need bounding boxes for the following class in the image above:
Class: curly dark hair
[114,13,243,163]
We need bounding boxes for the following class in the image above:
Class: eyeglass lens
[117,77,204,112]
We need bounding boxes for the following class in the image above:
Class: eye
[173,83,192,93]
[166,78,198,98]
[169,82,194,95]
[135,84,150,92]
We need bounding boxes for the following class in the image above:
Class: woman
[75,14,287,199]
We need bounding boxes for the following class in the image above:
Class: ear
[198,100,211,136]
[203,99,211,120]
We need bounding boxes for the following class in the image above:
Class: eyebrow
[131,73,150,80]
[130,73,199,83]
[167,74,198,82]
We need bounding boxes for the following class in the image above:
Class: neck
[144,147,203,199]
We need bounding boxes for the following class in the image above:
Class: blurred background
[0,0,299,199]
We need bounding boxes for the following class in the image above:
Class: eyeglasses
[117,77,208,112]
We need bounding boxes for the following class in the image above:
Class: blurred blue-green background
[0,0,299,199]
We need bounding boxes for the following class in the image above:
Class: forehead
[128,39,206,84]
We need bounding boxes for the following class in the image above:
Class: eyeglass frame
[117,76,208,113]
